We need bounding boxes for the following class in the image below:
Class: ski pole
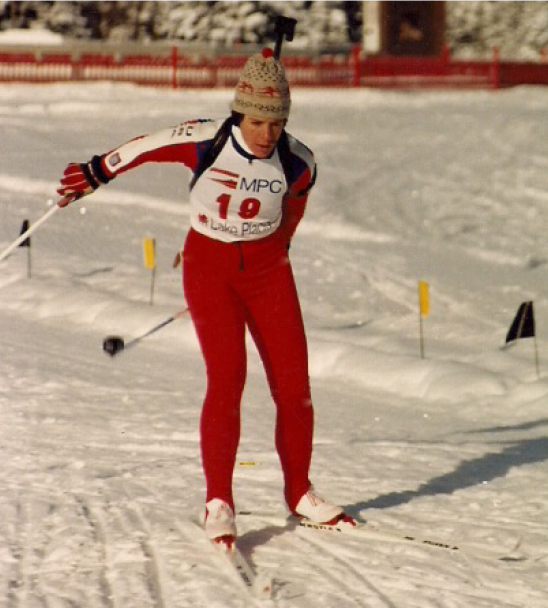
[103,308,189,357]
[0,195,73,263]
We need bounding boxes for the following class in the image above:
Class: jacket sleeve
[278,135,317,243]
[98,120,220,181]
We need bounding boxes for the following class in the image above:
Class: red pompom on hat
[232,49,290,120]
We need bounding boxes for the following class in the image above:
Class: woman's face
[239,115,285,158]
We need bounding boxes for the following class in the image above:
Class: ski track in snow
[2,84,548,607]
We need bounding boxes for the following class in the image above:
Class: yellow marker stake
[418,280,429,317]
[418,280,429,359]
[143,238,156,305]
[143,238,156,269]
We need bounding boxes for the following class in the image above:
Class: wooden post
[171,46,178,89]
[533,334,541,380]
[491,45,500,89]
[351,44,360,88]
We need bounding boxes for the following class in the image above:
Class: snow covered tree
[446,1,548,59]
[45,1,92,38]
[0,1,53,31]
[0,1,546,58]
[152,2,292,46]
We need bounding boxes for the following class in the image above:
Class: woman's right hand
[56,163,96,204]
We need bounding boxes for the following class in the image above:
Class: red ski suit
[99,118,316,511]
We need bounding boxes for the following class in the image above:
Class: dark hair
[231,111,244,125]
[230,110,288,127]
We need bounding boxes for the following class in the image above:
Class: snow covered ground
[1,81,548,607]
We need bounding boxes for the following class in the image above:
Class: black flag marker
[19,219,31,247]
[19,219,32,277]
[504,301,540,378]
[505,301,535,344]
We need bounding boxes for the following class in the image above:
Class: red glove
[57,155,112,206]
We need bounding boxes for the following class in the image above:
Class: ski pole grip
[273,16,297,59]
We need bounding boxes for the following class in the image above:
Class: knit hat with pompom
[231,48,291,120]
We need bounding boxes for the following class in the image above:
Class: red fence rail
[1,45,547,89]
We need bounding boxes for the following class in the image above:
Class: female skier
[57,48,352,544]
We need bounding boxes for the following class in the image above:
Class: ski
[212,537,273,601]
[297,518,524,560]
[239,512,524,562]
[188,520,272,602]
